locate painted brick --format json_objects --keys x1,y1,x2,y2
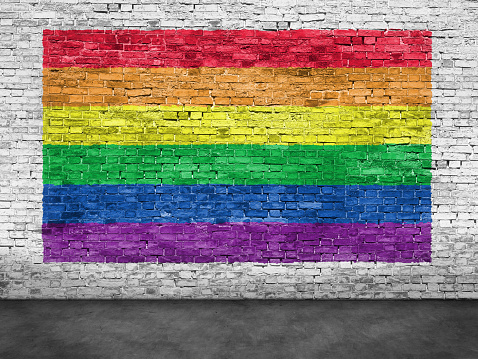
[{"x1": 0, "y1": 0, "x2": 477, "y2": 300}]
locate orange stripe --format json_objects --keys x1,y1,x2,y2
[{"x1": 43, "y1": 67, "x2": 432, "y2": 107}]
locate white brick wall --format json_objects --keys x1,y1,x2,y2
[{"x1": 0, "y1": 0, "x2": 477, "y2": 299}]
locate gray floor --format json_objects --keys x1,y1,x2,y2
[{"x1": 0, "y1": 300, "x2": 477, "y2": 359}]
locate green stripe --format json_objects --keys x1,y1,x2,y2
[{"x1": 43, "y1": 144, "x2": 432, "y2": 186}]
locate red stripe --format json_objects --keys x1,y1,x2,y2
[{"x1": 43, "y1": 29, "x2": 432, "y2": 68}]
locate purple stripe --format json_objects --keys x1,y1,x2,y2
[{"x1": 43, "y1": 222, "x2": 431, "y2": 263}]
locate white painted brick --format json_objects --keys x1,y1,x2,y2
[{"x1": 0, "y1": 0, "x2": 476, "y2": 299}]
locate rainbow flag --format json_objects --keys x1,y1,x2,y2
[{"x1": 42, "y1": 29, "x2": 432, "y2": 263}]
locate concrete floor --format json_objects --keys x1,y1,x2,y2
[{"x1": 0, "y1": 301, "x2": 477, "y2": 359}]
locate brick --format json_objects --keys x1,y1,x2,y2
[
  {"x1": 1, "y1": 2, "x2": 477, "y2": 301},
  {"x1": 43, "y1": 67, "x2": 431, "y2": 108}
]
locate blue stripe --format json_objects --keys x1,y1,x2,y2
[{"x1": 43, "y1": 184, "x2": 431, "y2": 224}]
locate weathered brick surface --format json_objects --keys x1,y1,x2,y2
[
  {"x1": 42, "y1": 29, "x2": 432, "y2": 69},
  {"x1": 42, "y1": 67, "x2": 432, "y2": 107},
  {"x1": 42, "y1": 106, "x2": 432, "y2": 146},
  {"x1": 1, "y1": 0, "x2": 477, "y2": 299}
]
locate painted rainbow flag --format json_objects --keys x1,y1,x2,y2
[{"x1": 42, "y1": 29, "x2": 432, "y2": 263}]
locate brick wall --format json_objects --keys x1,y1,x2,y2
[{"x1": 1, "y1": 0, "x2": 477, "y2": 299}]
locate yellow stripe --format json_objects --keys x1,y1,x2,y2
[{"x1": 43, "y1": 105, "x2": 432, "y2": 146}]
